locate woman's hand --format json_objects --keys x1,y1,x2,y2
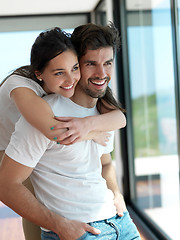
[
  {"x1": 51, "y1": 116, "x2": 91, "y2": 145},
  {"x1": 92, "y1": 132, "x2": 111, "y2": 146},
  {"x1": 51, "y1": 116, "x2": 111, "y2": 146}
]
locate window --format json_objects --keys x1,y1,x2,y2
[
  {"x1": 0, "y1": 30, "x2": 41, "y2": 82},
  {"x1": 0, "y1": 14, "x2": 88, "y2": 83},
  {"x1": 119, "y1": 0, "x2": 180, "y2": 239}
]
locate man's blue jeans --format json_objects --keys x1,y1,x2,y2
[{"x1": 41, "y1": 211, "x2": 141, "y2": 240}]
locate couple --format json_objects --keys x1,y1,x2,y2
[{"x1": 0, "y1": 23, "x2": 140, "y2": 240}]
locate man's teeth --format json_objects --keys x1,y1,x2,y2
[
  {"x1": 63, "y1": 85, "x2": 73, "y2": 89},
  {"x1": 91, "y1": 80, "x2": 106, "y2": 85}
]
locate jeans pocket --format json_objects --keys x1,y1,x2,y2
[
  {"x1": 77, "y1": 232, "x2": 88, "y2": 240},
  {"x1": 41, "y1": 230, "x2": 59, "y2": 240}
]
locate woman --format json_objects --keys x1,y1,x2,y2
[{"x1": 0, "y1": 27, "x2": 126, "y2": 240}]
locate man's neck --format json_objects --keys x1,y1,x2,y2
[{"x1": 71, "y1": 86, "x2": 97, "y2": 108}]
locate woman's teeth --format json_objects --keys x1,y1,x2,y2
[{"x1": 62, "y1": 84, "x2": 73, "y2": 89}]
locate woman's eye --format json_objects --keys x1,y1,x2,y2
[
  {"x1": 73, "y1": 66, "x2": 79, "y2": 71},
  {"x1": 55, "y1": 72, "x2": 63, "y2": 76}
]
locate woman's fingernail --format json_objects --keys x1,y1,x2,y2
[
  {"x1": 50, "y1": 127, "x2": 54, "y2": 130},
  {"x1": 53, "y1": 137, "x2": 57, "y2": 140},
  {"x1": 57, "y1": 142, "x2": 60, "y2": 144}
]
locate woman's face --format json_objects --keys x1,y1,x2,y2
[{"x1": 37, "y1": 50, "x2": 80, "y2": 98}]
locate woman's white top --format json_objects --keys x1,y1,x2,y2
[{"x1": 0, "y1": 75, "x2": 46, "y2": 150}]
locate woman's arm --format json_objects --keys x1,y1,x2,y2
[
  {"x1": 87, "y1": 109, "x2": 126, "y2": 131},
  {"x1": 54, "y1": 109, "x2": 126, "y2": 144},
  {"x1": 54, "y1": 96, "x2": 126, "y2": 144},
  {"x1": 11, "y1": 87, "x2": 126, "y2": 145},
  {"x1": 10, "y1": 87, "x2": 67, "y2": 141}
]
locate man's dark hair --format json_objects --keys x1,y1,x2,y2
[
  {"x1": 71, "y1": 22, "x2": 125, "y2": 113},
  {"x1": 71, "y1": 22, "x2": 120, "y2": 59}
]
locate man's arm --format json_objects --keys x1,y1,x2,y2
[
  {"x1": 0, "y1": 155, "x2": 100, "y2": 240},
  {"x1": 101, "y1": 153, "x2": 127, "y2": 216}
]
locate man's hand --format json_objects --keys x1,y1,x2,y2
[
  {"x1": 114, "y1": 193, "x2": 127, "y2": 217},
  {"x1": 56, "y1": 218, "x2": 101, "y2": 240}
]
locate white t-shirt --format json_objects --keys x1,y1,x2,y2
[
  {"x1": 6, "y1": 94, "x2": 117, "y2": 225},
  {"x1": 0, "y1": 74, "x2": 46, "y2": 150}
]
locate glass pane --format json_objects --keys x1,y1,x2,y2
[
  {"x1": 125, "y1": 0, "x2": 180, "y2": 238},
  {"x1": 0, "y1": 28, "x2": 73, "y2": 84},
  {"x1": 0, "y1": 31, "x2": 41, "y2": 83}
]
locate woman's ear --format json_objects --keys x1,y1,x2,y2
[{"x1": 34, "y1": 71, "x2": 42, "y2": 81}]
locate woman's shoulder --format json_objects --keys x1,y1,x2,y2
[{"x1": 4, "y1": 74, "x2": 46, "y2": 97}]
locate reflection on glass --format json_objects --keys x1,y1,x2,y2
[{"x1": 125, "y1": 0, "x2": 180, "y2": 238}]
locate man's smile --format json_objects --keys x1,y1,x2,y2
[{"x1": 90, "y1": 79, "x2": 106, "y2": 86}]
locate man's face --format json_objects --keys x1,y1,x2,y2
[{"x1": 78, "y1": 47, "x2": 114, "y2": 98}]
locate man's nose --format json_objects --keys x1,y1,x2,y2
[{"x1": 96, "y1": 66, "x2": 106, "y2": 79}]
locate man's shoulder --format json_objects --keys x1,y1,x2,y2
[
  {"x1": 43, "y1": 94, "x2": 61, "y2": 104},
  {"x1": 43, "y1": 94, "x2": 68, "y2": 115}
]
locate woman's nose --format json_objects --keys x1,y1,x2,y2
[{"x1": 65, "y1": 74, "x2": 74, "y2": 84}]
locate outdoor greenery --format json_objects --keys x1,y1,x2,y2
[{"x1": 132, "y1": 93, "x2": 160, "y2": 157}]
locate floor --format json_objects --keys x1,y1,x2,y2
[{"x1": 0, "y1": 201, "x2": 25, "y2": 240}]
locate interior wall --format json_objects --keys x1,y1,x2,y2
[{"x1": 0, "y1": 14, "x2": 89, "y2": 32}]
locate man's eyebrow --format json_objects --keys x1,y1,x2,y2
[
  {"x1": 84, "y1": 59, "x2": 113, "y2": 64},
  {"x1": 84, "y1": 60, "x2": 96, "y2": 63},
  {"x1": 106, "y1": 58, "x2": 113, "y2": 63}
]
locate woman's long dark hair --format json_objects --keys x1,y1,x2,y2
[{"x1": 1, "y1": 27, "x2": 75, "y2": 87}]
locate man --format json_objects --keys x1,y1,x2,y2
[{"x1": 0, "y1": 23, "x2": 140, "y2": 240}]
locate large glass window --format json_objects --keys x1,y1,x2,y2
[
  {"x1": 0, "y1": 29, "x2": 74, "y2": 83},
  {"x1": 123, "y1": 0, "x2": 180, "y2": 239},
  {"x1": 0, "y1": 30, "x2": 41, "y2": 82},
  {"x1": 0, "y1": 14, "x2": 88, "y2": 83}
]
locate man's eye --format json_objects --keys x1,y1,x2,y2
[
  {"x1": 87, "y1": 62, "x2": 94, "y2": 66},
  {"x1": 105, "y1": 62, "x2": 113, "y2": 66}
]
